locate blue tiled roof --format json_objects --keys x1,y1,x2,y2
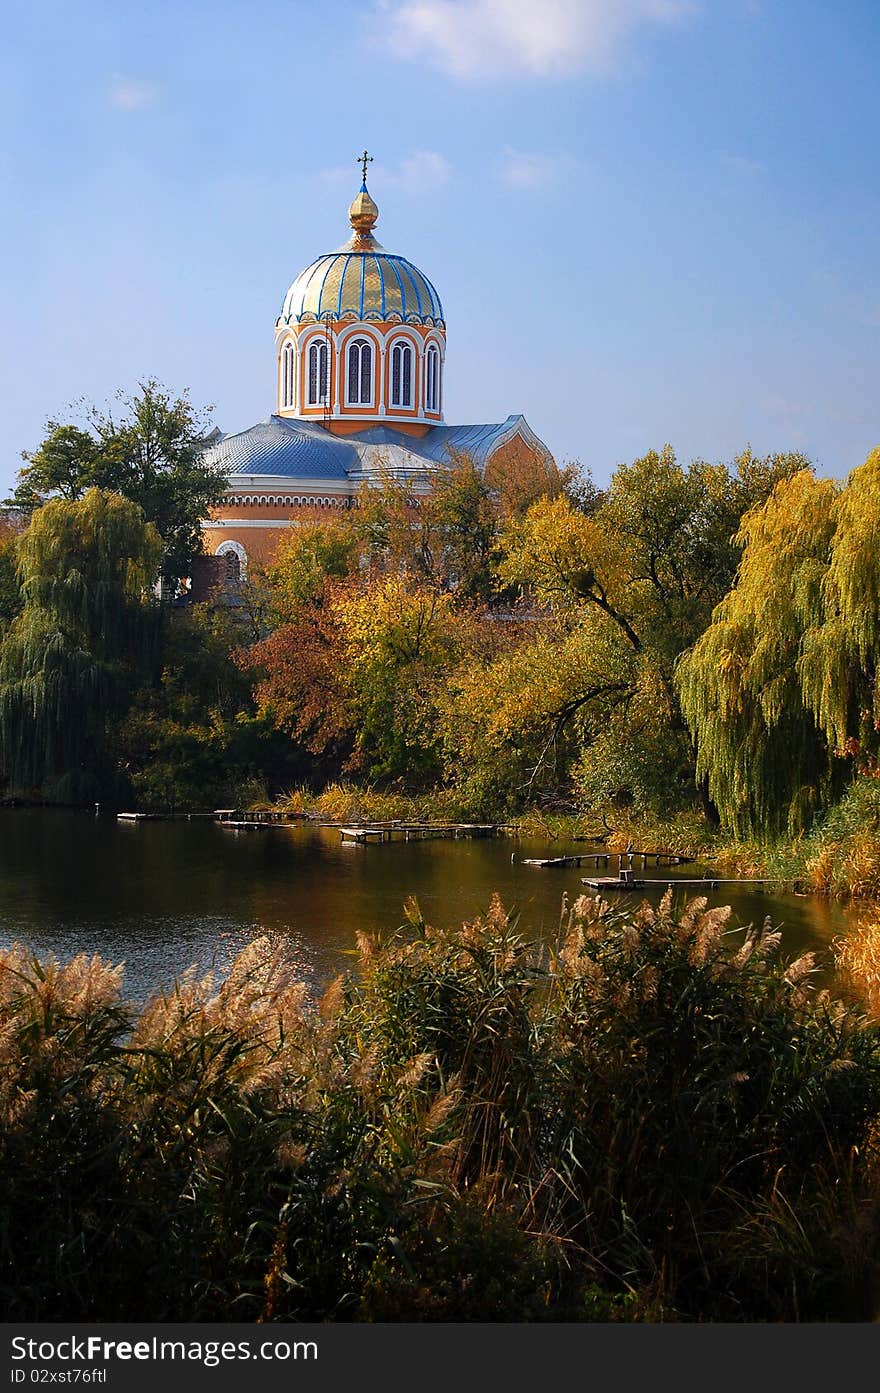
[
  {"x1": 203, "y1": 415, "x2": 547, "y2": 482},
  {"x1": 204, "y1": 418, "x2": 355, "y2": 480}
]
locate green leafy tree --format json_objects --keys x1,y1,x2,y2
[
  {"x1": 6, "y1": 425, "x2": 100, "y2": 510},
  {"x1": 116, "y1": 604, "x2": 288, "y2": 810},
  {"x1": 7, "y1": 381, "x2": 227, "y2": 585},
  {"x1": 424, "y1": 453, "x2": 498, "y2": 605},
  {"x1": 0, "y1": 489, "x2": 162, "y2": 801}
]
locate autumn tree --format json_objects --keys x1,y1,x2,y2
[
  {"x1": 677, "y1": 470, "x2": 842, "y2": 837},
  {"x1": 0, "y1": 519, "x2": 21, "y2": 635},
  {"x1": 485, "y1": 445, "x2": 564, "y2": 519},
  {"x1": 268, "y1": 513, "x2": 362, "y2": 615},
  {"x1": 334, "y1": 576, "x2": 463, "y2": 784},
  {"x1": 493, "y1": 447, "x2": 810, "y2": 815},
  {"x1": 423, "y1": 453, "x2": 498, "y2": 603}
]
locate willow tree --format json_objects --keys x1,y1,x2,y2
[
  {"x1": 0, "y1": 489, "x2": 162, "y2": 801},
  {"x1": 677, "y1": 470, "x2": 842, "y2": 838},
  {"x1": 799, "y1": 446, "x2": 880, "y2": 760}
]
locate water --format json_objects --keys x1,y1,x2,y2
[{"x1": 0, "y1": 808, "x2": 857, "y2": 1002}]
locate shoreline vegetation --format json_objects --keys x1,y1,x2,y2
[
  {"x1": 5, "y1": 408, "x2": 880, "y2": 909},
  {"x1": 4, "y1": 890, "x2": 880, "y2": 1322},
  {"x1": 260, "y1": 778, "x2": 880, "y2": 903}
]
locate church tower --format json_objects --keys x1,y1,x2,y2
[{"x1": 274, "y1": 162, "x2": 445, "y2": 434}]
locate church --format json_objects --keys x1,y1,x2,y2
[{"x1": 200, "y1": 159, "x2": 553, "y2": 575}]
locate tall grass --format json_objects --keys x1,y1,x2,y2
[
  {"x1": 275, "y1": 781, "x2": 471, "y2": 825},
  {"x1": 3, "y1": 894, "x2": 880, "y2": 1321}
]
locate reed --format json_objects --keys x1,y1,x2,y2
[{"x1": 3, "y1": 895, "x2": 880, "y2": 1322}]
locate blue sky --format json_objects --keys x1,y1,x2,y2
[{"x1": 2, "y1": 0, "x2": 878, "y2": 492}]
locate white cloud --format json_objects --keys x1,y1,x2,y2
[
  {"x1": 321, "y1": 150, "x2": 452, "y2": 194},
  {"x1": 498, "y1": 148, "x2": 580, "y2": 189},
  {"x1": 108, "y1": 77, "x2": 159, "y2": 112},
  {"x1": 376, "y1": 0, "x2": 694, "y2": 79}
]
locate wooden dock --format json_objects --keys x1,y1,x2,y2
[
  {"x1": 581, "y1": 874, "x2": 768, "y2": 892},
  {"x1": 522, "y1": 851, "x2": 691, "y2": 869},
  {"x1": 339, "y1": 822, "x2": 498, "y2": 844},
  {"x1": 118, "y1": 808, "x2": 307, "y2": 825}
]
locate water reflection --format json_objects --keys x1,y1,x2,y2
[{"x1": 0, "y1": 809, "x2": 856, "y2": 1001}]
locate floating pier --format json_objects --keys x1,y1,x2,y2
[
  {"x1": 339, "y1": 822, "x2": 498, "y2": 844},
  {"x1": 581, "y1": 872, "x2": 768, "y2": 893},
  {"x1": 522, "y1": 851, "x2": 691, "y2": 869},
  {"x1": 118, "y1": 808, "x2": 307, "y2": 825}
]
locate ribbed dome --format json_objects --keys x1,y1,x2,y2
[
  {"x1": 279, "y1": 246, "x2": 444, "y2": 328},
  {"x1": 277, "y1": 180, "x2": 444, "y2": 329}
]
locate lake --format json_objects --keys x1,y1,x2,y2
[{"x1": 0, "y1": 808, "x2": 858, "y2": 1002}]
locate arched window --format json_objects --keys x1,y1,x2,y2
[
  {"x1": 307, "y1": 340, "x2": 329, "y2": 406},
  {"x1": 216, "y1": 539, "x2": 247, "y2": 580},
  {"x1": 346, "y1": 337, "x2": 373, "y2": 406},
  {"x1": 425, "y1": 343, "x2": 440, "y2": 412},
  {"x1": 390, "y1": 340, "x2": 413, "y2": 408},
  {"x1": 281, "y1": 342, "x2": 295, "y2": 408}
]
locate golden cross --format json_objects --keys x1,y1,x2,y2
[{"x1": 357, "y1": 149, "x2": 373, "y2": 184}]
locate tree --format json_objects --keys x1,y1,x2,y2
[
  {"x1": 334, "y1": 576, "x2": 462, "y2": 784},
  {"x1": 484, "y1": 445, "x2": 565, "y2": 519},
  {"x1": 424, "y1": 453, "x2": 498, "y2": 604},
  {"x1": 438, "y1": 616, "x2": 635, "y2": 814},
  {"x1": 245, "y1": 591, "x2": 353, "y2": 768},
  {"x1": 678, "y1": 446, "x2": 880, "y2": 839},
  {"x1": 115, "y1": 604, "x2": 287, "y2": 811},
  {"x1": 677, "y1": 470, "x2": 841, "y2": 838},
  {"x1": 497, "y1": 447, "x2": 812, "y2": 818},
  {"x1": 268, "y1": 515, "x2": 361, "y2": 616},
  {"x1": 0, "y1": 519, "x2": 21, "y2": 635},
  {"x1": 7, "y1": 382, "x2": 227, "y2": 585},
  {"x1": 0, "y1": 489, "x2": 162, "y2": 801},
  {"x1": 6, "y1": 426, "x2": 100, "y2": 510},
  {"x1": 799, "y1": 446, "x2": 880, "y2": 760}
]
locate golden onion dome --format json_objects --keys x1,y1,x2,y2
[
  {"x1": 277, "y1": 182, "x2": 445, "y2": 329},
  {"x1": 348, "y1": 185, "x2": 379, "y2": 240}
]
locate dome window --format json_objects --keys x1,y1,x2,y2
[
  {"x1": 346, "y1": 337, "x2": 373, "y2": 406},
  {"x1": 425, "y1": 343, "x2": 440, "y2": 413},
  {"x1": 307, "y1": 340, "x2": 329, "y2": 406},
  {"x1": 281, "y1": 342, "x2": 295, "y2": 408},
  {"x1": 391, "y1": 341, "x2": 413, "y2": 408}
]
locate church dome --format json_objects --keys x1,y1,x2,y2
[{"x1": 277, "y1": 184, "x2": 444, "y2": 329}]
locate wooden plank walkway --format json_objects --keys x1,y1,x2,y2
[
  {"x1": 118, "y1": 809, "x2": 307, "y2": 824},
  {"x1": 339, "y1": 822, "x2": 498, "y2": 844},
  {"x1": 522, "y1": 851, "x2": 691, "y2": 869},
  {"x1": 581, "y1": 875, "x2": 768, "y2": 892}
]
